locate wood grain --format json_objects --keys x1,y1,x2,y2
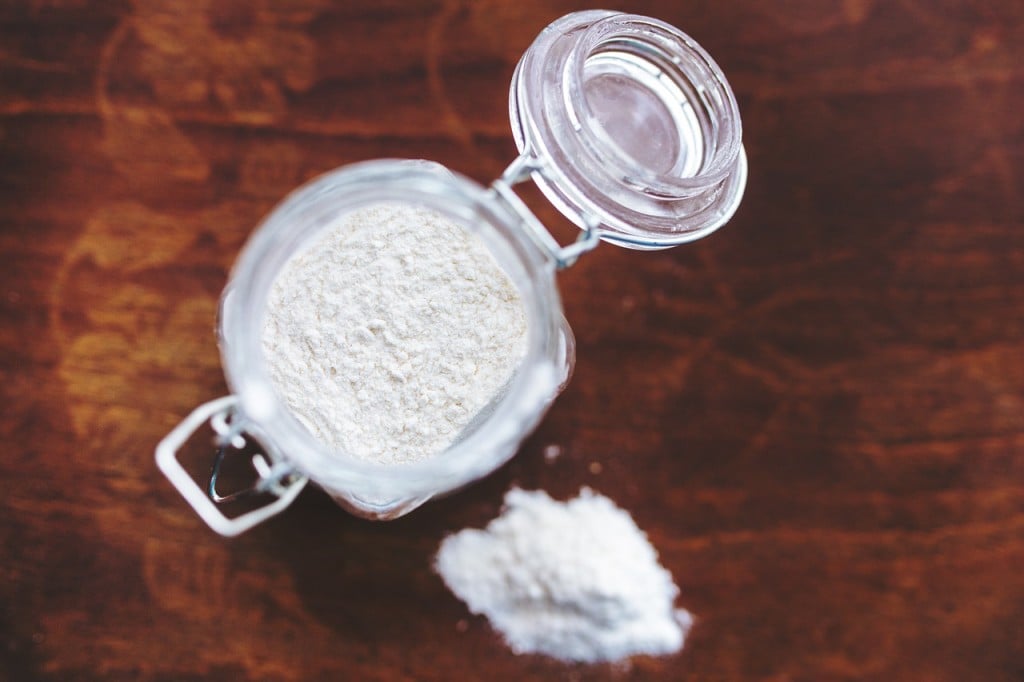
[{"x1": 1, "y1": 0, "x2": 1023, "y2": 679}]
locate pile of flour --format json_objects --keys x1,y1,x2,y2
[
  {"x1": 261, "y1": 203, "x2": 527, "y2": 464},
  {"x1": 435, "y1": 487, "x2": 692, "y2": 663}
]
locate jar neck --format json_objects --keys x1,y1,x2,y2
[{"x1": 563, "y1": 14, "x2": 743, "y2": 199}]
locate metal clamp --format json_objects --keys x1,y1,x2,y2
[
  {"x1": 208, "y1": 445, "x2": 298, "y2": 503},
  {"x1": 155, "y1": 396, "x2": 308, "y2": 537},
  {"x1": 491, "y1": 154, "x2": 602, "y2": 269}
]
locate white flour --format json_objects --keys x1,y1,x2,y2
[
  {"x1": 435, "y1": 488, "x2": 692, "y2": 663},
  {"x1": 261, "y1": 203, "x2": 528, "y2": 464}
]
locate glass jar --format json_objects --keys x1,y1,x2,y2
[{"x1": 155, "y1": 10, "x2": 747, "y2": 536}]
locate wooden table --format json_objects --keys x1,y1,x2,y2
[{"x1": 2, "y1": 1, "x2": 1022, "y2": 679}]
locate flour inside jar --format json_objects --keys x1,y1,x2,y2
[{"x1": 261, "y1": 203, "x2": 528, "y2": 465}]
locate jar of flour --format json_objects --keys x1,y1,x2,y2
[{"x1": 156, "y1": 10, "x2": 746, "y2": 535}]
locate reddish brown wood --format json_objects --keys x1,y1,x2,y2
[{"x1": 1, "y1": 1, "x2": 1023, "y2": 679}]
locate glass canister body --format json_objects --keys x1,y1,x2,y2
[{"x1": 223, "y1": 161, "x2": 574, "y2": 518}]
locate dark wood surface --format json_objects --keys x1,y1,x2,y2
[{"x1": 2, "y1": 1, "x2": 1023, "y2": 679}]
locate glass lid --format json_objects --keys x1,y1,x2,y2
[{"x1": 509, "y1": 11, "x2": 747, "y2": 250}]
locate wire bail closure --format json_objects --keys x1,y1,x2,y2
[
  {"x1": 155, "y1": 396, "x2": 309, "y2": 536},
  {"x1": 491, "y1": 154, "x2": 602, "y2": 270}
]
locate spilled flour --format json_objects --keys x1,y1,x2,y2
[
  {"x1": 435, "y1": 488, "x2": 692, "y2": 663},
  {"x1": 261, "y1": 202, "x2": 528, "y2": 465}
]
